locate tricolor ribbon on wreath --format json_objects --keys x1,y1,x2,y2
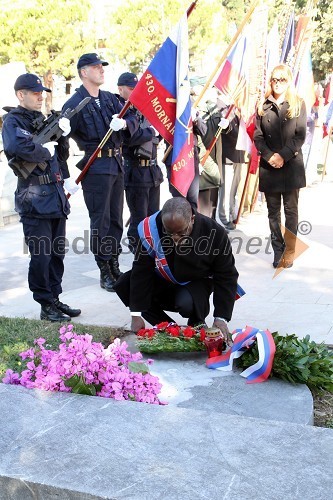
[
  {"x1": 138, "y1": 212, "x2": 245, "y2": 299},
  {"x1": 206, "y1": 326, "x2": 276, "y2": 383}
]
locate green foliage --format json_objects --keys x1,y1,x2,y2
[
  {"x1": 108, "y1": 0, "x2": 228, "y2": 74},
  {"x1": 0, "y1": 316, "x2": 117, "y2": 378},
  {"x1": 221, "y1": 0, "x2": 246, "y2": 24},
  {"x1": 237, "y1": 332, "x2": 333, "y2": 391},
  {"x1": 137, "y1": 329, "x2": 206, "y2": 353},
  {"x1": 0, "y1": 0, "x2": 93, "y2": 78},
  {"x1": 64, "y1": 374, "x2": 102, "y2": 395},
  {"x1": 312, "y1": 1, "x2": 333, "y2": 80},
  {"x1": 128, "y1": 361, "x2": 150, "y2": 375},
  {"x1": 0, "y1": 0, "x2": 331, "y2": 88}
]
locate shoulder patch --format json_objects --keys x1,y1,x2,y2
[{"x1": 17, "y1": 128, "x2": 32, "y2": 138}]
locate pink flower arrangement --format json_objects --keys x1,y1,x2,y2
[{"x1": 2, "y1": 324, "x2": 162, "y2": 405}]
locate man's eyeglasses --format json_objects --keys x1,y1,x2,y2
[
  {"x1": 271, "y1": 77, "x2": 287, "y2": 84},
  {"x1": 164, "y1": 220, "x2": 191, "y2": 238}
]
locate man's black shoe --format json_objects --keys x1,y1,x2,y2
[
  {"x1": 226, "y1": 221, "x2": 236, "y2": 230},
  {"x1": 40, "y1": 303, "x2": 71, "y2": 322},
  {"x1": 54, "y1": 298, "x2": 81, "y2": 317}
]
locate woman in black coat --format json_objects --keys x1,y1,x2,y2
[{"x1": 254, "y1": 64, "x2": 307, "y2": 268}]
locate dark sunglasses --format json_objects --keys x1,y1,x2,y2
[{"x1": 271, "y1": 77, "x2": 287, "y2": 84}]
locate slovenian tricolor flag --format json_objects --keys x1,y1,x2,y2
[
  {"x1": 206, "y1": 326, "x2": 276, "y2": 384},
  {"x1": 214, "y1": 32, "x2": 250, "y2": 112},
  {"x1": 129, "y1": 12, "x2": 194, "y2": 197}
]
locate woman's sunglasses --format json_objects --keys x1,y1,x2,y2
[{"x1": 271, "y1": 77, "x2": 287, "y2": 84}]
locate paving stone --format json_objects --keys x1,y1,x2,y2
[{"x1": 0, "y1": 384, "x2": 332, "y2": 500}]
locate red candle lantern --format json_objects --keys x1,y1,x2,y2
[{"x1": 203, "y1": 328, "x2": 226, "y2": 358}]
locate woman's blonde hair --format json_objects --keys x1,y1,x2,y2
[{"x1": 258, "y1": 64, "x2": 303, "y2": 118}]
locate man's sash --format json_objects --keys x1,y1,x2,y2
[
  {"x1": 138, "y1": 211, "x2": 189, "y2": 285},
  {"x1": 137, "y1": 212, "x2": 246, "y2": 300}
]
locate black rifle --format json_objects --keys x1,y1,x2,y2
[{"x1": 8, "y1": 97, "x2": 91, "y2": 179}]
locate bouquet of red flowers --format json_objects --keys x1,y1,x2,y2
[{"x1": 136, "y1": 322, "x2": 207, "y2": 353}]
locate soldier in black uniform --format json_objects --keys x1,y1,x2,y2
[
  {"x1": 1, "y1": 73, "x2": 81, "y2": 321},
  {"x1": 117, "y1": 72, "x2": 164, "y2": 253},
  {"x1": 62, "y1": 54, "x2": 139, "y2": 292}
]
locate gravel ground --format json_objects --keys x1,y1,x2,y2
[{"x1": 312, "y1": 389, "x2": 333, "y2": 428}]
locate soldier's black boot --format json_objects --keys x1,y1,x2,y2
[
  {"x1": 109, "y1": 255, "x2": 123, "y2": 280},
  {"x1": 40, "y1": 303, "x2": 71, "y2": 322},
  {"x1": 97, "y1": 261, "x2": 116, "y2": 292},
  {"x1": 54, "y1": 298, "x2": 81, "y2": 317}
]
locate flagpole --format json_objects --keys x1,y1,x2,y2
[
  {"x1": 159, "y1": 0, "x2": 198, "y2": 163},
  {"x1": 250, "y1": 170, "x2": 260, "y2": 212},
  {"x1": 187, "y1": 0, "x2": 198, "y2": 16},
  {"x1": 193, "y1": 0, "x2": 260, "y2": 109},
  {"x1": 321, "y1": 127, "x2": 332, "y2": 181}
]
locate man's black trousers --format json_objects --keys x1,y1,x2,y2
[
  {"x1": 21, "y1": 216, "x2": 66, "y2": 305},
  {"x1": 81, "y1": 173, "x2": 124, "y2": 260},
  {"x1": 114, "y1": 270, "x2": 213, "y2": 327}
]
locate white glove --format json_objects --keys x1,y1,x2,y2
[
  {"x1": 110, "y1": 114, "x2": 127, "y2": 131},
  {"x1": 59, "y1": 117, "x2": 71, "y2": 137},
  {"x1": 191, "y1": 107, "x2": 198, "y2": 121},
  {"x1": 218, "y1": 118, "x2": 229, "y2": 129},
  {"x1": 150, "y1": 126, "x2": 159, "y2": 136},
  {"x1": 42, "y1": 141, "x2": 58, "y2": 157},
  {"x1": 63, "y1": 177, "x2": 80, "y2": 195},
  {"x1": 199, "y1": 163, "x2": 204, "y2": 174}
]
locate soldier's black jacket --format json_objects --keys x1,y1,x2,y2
[
  {"x1": 2, "y1": 106, "x2": 70, "y2": 218},
  {"x1": 62, "y1": 85, "x2": 138, "y2": 175},
  {"x1": 121, "y1": 105, "x2": 163, "y2": 189}
]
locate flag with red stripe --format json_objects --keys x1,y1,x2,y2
[
  {"x1": 206, "y1": 326, "x2": 276, "y2": 384},
  {"x1": 129, "y1": 12, "x2": 194, "y2": 196},
  {"x1": 214, "y1": 32, "x2": 250, "y2": 112}
]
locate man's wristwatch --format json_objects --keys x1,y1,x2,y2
[{"x1": 214, "y1": 317, "x2": 228, "y2": 323}]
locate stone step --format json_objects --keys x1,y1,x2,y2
[
  {"x1": 0, "y1": 383, "x2": 332, "y2": 500},
  {"x1": 125, "y1": 334, "x2": 314, "y2": 425}
]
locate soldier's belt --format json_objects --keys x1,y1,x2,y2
[
  {"x1": 139, "y1": 159, "x2": 156, "y2": 167},
  {"x1": 96, "y1": 148, "x2": 121, "y2": 158},
  {"x1": 85, "y1": 147, "x2": 121, "y2": 158},
  {"x1": 123, "y1": 158, "x2": 157, "y2": 167},
  {"x1": 18, "y1": 172, "x2": 62, "y2": 187}
]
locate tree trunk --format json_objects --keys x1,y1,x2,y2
[
  {"x1": 43, "y1": 70, "x2": 53, "y2": 114},
  {"x1": 65, "y1": 77, "x2": 72, "y2": 95}
]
